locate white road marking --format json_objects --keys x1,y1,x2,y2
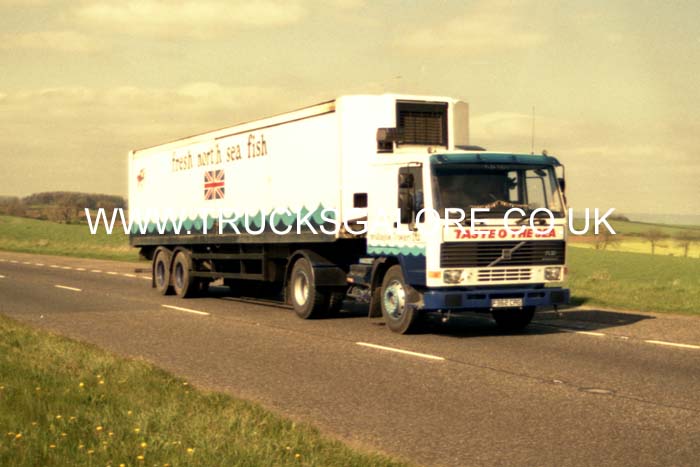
[
  {"x1": 355, "y1": 342, "x2": 445, "y2": 361},
  {"x1": 22, "y1": 261, "x2": 31, "y2": 265},
  {"x1": 54, "y1": 285, "x2": 81, "y2": 292},
  {"x1": 10, "y1": 260, "x2": 19, "y2": 263},
  {"x1": 645, "y1": 340, "x2": 700, "y2": 350},
  {"x1": 0, "y1": 259, "x2": 6, "y2": 262},
  {"x1": 35, "y1": 263, "x2": 44, "y2": 266},
  {"x1": 106, "y1": 271, "x2": 118, "y2": 275},
  {"x1": 575, "y1": 331, "x2": 606, "y2": 337},
  {"x1": 76, "y1": 267, "x2": 86, "y2": 271},
  {"x1": 122, "y1": 273, "x2": 136, "y2": 278},
  {"x1": 91, "y1": 269, "x2": 102, "y2": 273},
  {"x1": 0, "y1": 275, "x2": 5, "y2": 279},
  {"x1": 50, "y1": 265, "x2": 60, "y2": 268},
  {"x1": 61, "y1": 266, "x2": 72, "y2": 270},
  {"x1": 161, "y1": 304, "x2": 210, "y2": 316},
  {"x1": 140, "y1": 276, "x2": 151, "y2": 280}
]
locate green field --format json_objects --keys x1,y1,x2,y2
[
  {"x1": 565, "y1": 247, "x2": 700, "y2": 314},
  {"x1": 0, "y1": 315, "x2": 409, "y2": 467},
  {"x1": 0, "y1": 215, "x2": 137, "y2": 261},
  {"x1": 1, "y1": 215, "x2": 698, "y2": 315},
  {"x1": 572, "y1": 218, "x2": 700, "y2": 237}
]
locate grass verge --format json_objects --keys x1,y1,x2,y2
[
  {"x1": 566, "y1": 247, "x2": 700, "y2": 315},
  {"x1": 0, "y1": 315, "x2": 410, "y2": 467},
  {"x1": 0, "y1": 215, "x2": 137, "y2": 262}
]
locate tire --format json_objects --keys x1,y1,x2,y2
[
  {"x1": 492, "y1": 306, "x2": 535, "y2": 331},
  {"x1": 289, "y1": 258, "x2": 329, "y2": 319},
  {"x1": 172, "y1": 250, "x2": 196, "y2": 298},
  {"x1": 380, "y1": 265, "x2": 420, "y2": 334},
  {"x1": 153, "y1": 249, "x2": 173, "y2": 295}
]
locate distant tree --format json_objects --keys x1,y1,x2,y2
[
  {"x1": 609, "y1": 213, "x2": 630, "y2": 222},
  {"x1": 641, "y1": 228, "x2": 668, "y2": 255},
  {"x1": 594, "y1": 230, "x2": 621, "y2": 250},
  {"x1": 674, "y1": 230, "x2": 700, "y2": 258}
]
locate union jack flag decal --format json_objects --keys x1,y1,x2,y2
[{"x1": 204, "y1": 169, "x2": 225, "y2": 200}]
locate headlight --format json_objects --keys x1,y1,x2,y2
[
  {"x1": 544, "y1": 266, "x2": 562, "y2": 281},
  {"x1": 443, "y1": 269, "x2": 463, "y2": 284}
]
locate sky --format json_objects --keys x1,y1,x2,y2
[{"x1": 0, "y1": 0, "x2": 698, "y2": 217}]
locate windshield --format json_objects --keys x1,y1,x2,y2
[{"x1": 431, "y1": 164, "x2": 564, "y2": 217}]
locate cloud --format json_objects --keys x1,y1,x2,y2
[
  {"x1": 0, "y1": 82, "x2": 305, "y2": 195},
  {"x1": 74, "y1": 0, "x2": 306, "y2": 38},
  {"x1": 397, "y1": 1, "x2": 546, "y2": 54},
  {"x1": 0, "y1": 30, "x2": 100, "y2": 53}
]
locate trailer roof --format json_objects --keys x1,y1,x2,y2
[{"x1": 130, "y1": 93, "x2": 464, "y2": 156}]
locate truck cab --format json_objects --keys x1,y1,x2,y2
[{"x1": 348, "y1": 150, "x2": 570, "y2": 333}]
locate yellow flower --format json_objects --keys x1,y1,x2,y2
[
  {"x1": 99, "y1": 380, "x2": 105, "y2": 385},
  {"x1": 31, "y1": 422, "x2": 38, "y2": 426},
  {"x1": 49, "y1": 444, "x2": 56, "y2": 449},
  {"x1": 137, "y1": 455, "x2": 144, "y2": 461},
  {"x1": 140, "y1": 442, "x2": 147, "y2": 448},
  {"x1": 127, "y1": 410, "x2": 133, "y2": 416},
  {"x1": 186, "y1": 448, "x2": 194, "y2": 454},
  {"x1": 0, "y1": 385, "x2": 4, "y2": 390},
  {"x1": 69, "y1": 416, "x2": 76, "y2": 422},
  {"x1": 102, "y1": 441, "x2": 108, "y2": 446},
  {"x1": 295, "y1": 453, "x2": 301, "y2": 459},
  {"x1": 61, "y1": 432, "x2": 67, "y2": 437},
  {"x1": 108, "y1": 432, "x2": 114, "y2": 437},
  {"x1": 78, "y1": 444, "x2": 85, "y2": 449},
  {"x1": 96, "y1": 374, "x2": 102, "y2": 379},
  {"x1": 96, "y1": 426, "x2": 103, "y2": 432},
  {"x1": 55, "y1": 415, "x2": 62, "y2": 420},
  {"x1": 183, "y1": 382, "x2": 189, "y2": 386},
  {"x1": 87, "y1": 449, "x2": 94, "y2": 455},
  {"x1": 120, "y1": 464, "x2": 126, "y2": 467},
  {"x1": 35, "y1": 387, "x2": 41, "y2": 391},
  {"x1": 14, "y1": 433, "x2": 22, "y2": 440},
  {"x1": 133, "y1": 427, "x2": 141, "y2": 434},
  {"x1": 79, "y1": 382, "x2": 84, "y2": 388}
]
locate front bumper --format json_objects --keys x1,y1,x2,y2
[{"x1": 420, "y1": 286, "x2": 570, "y2": 311}]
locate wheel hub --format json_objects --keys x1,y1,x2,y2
[
  {"x1": 293, "y1": 271, "x2": 309, "y2": 305},
  {"x1": 383, "y1": 280, "x2": 406, "y2": 320}
]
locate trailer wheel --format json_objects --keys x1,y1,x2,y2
[
  {"x1": 153, "y1": 249, "x2": 173, "y2": 295},
  {"x1": 492, "y1": 306, "x2": 535, "y2": 331},
  {"x1": 289, "y1": 258, "x2": 329, "y2": 319},
  {"x1": 380, "y1": 265, "x2": 420, "y2": 334},
  {"x1": 172, "y1": 251, "x2": 196, "y2": 298}
]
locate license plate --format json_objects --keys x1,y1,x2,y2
[{"x1": 491, "y1": 298, "x2": 523, "y2": 308}]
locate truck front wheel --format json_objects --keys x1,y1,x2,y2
[
  {"x1": 380, "y1": 265, "x2": 420, "y2": 334},
  {"x1": 289, "y1": 257, "x2": 329, "y2": 319},
  {"x1": 492, "y1": 306, "x2": 535, "y2": 331}
]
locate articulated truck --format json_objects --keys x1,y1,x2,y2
[{"x1": 128, "y1": 94, "x2": 569, "y2": 333}]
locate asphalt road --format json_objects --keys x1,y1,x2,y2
[{"x1": 1, "y1": 251, "x2": 699, "y2": 467}]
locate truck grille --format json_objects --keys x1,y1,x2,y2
[
  {"x1": 440, "y1": 240, "x2": 565, "y2": 268},
  {"x1": 477, "y1": 268, "x2": 532, "y2": 282}
]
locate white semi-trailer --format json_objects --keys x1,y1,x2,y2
[{"x1": 129, "y1": 94, "x2": 569, "y2": 333}]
